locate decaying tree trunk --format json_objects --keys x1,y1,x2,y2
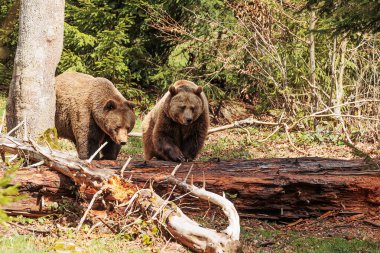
[
  {"x1": 4, "y1": 156, "x2": 380, "y2": 220},
  {"x1": 6, "y1": 0, "x2": 64, "y2": 139},
  {"x1": 121, "y1": 158, "x2": 380, "y2": 219},
  {"x1": 0, "y1": 134, "x2": 241, "y2": 253}
]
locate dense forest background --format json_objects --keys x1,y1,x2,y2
[{"x1": 0, "y1": 0, "x2": 379, "y2": 140}]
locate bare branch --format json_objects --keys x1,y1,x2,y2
[
  {"x1": 77, "y1": 188, "x2": 104, "y2": 232},
  {"x1": 87, "y1": 141, "x2": 108, "y2": 163},
  {"x1": 6, "y1": 120, "x2": 25, "y2": 136},
  {"x1": 120, "y1": 156, "x2": 132, "y2": 178}
]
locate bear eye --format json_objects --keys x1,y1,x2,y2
[
  {"x1": 105, "y1": 100, "x2": 116, "y2": 111},
  {"x1": 190, "y1": 106, "x2": 195, "y2": 111},
  {"x1": 180, "y1": 106, "x2": 186, "y2": 110}
]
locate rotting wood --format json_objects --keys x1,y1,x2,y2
[
  {"x1": 3, "y1": 155, "x2": 380, "y2": 220},
  {"x1": 111, "y1": 158, "x2": 380, "y2": 220},
  {"x1": 0, "y1": 134, "x2": 241, "y2": 253}
]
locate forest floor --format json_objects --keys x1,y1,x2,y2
[{"x1": 1, "y1": 97, "x2": 380, "y2": 252}]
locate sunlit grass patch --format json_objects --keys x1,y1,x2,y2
[
  {"x1": 0, "y1": 235, "x2": 47, "y2": 253},
  {"x1": 0, "y1": 234, "x2": 149, "y2": 253},
  {"x1": 121, "y1": 117, "x2": 143, "y2": 157},
  {"x1": 239, "y1": 226, "x2": 380, "y2": 253},
  {"x1": 287, "y1": 235, "x2": 380, "y2": 253},
  {"x1": 200, "y1": 135, "x2": 255, "y2": 161}
]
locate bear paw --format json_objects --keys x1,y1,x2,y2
[{"x1": 168, "y1": 149, "x2": 186, "y2": 163}]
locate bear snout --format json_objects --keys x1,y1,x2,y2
[
  {"x1": 117, "y1": 128, "x2": 129, "y2": 145},
  {"x1": 186, "y1": 117, "x2": 193, "y2": 124}
]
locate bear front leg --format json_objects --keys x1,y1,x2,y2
[
  {"x1": 163, "y1": 142, "x2": 186, "y2": 162},
  {"x1": 74, "y1": 124, "x2": 103, "y2": 160},
  {"x1": 181, "y1": 140, "x2": 198, "y2": 161},
  {"x1": 152, "y1": 116, "x2": 185, "y2": 162},
  {"x1": 182, "y1": 117, "x2": 208, "y2": 161},
  {"x1": 153, "y1": 135, "x2": 185, "y2": 162},
  {"x1": 101, "y1": 135, "x2": 121, "y2": 160},
  {"x1": 76, "y1": 135, "x2": 101, "y2": 160}
]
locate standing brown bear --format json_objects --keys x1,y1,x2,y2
[
  {"x1": 55, "y1": 72, "x2": 135, "y2": 160},
  {"x1": 142, "y1": 80, "x2": 209, "y2": 162}
]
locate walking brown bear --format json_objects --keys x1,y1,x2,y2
[
  {"x1": 142, "y1": 80, "x2": 209, "y2": 162},
  {"x1": 55, "y1": 72, "x2": 135, "y2": 160}
]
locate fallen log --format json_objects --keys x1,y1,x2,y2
[
  {"x1": 0, "y1": 135, "x2": 241, "y2": 253},
  {"x1": 1, "y1": 167, "x2": 75, "y2": 217},
  {"x1": 111, "y1": 158, "x2": 380, "y2": 220},
  {"x1": 3, "y1": 155, "x2": 380, "y2": 220}
]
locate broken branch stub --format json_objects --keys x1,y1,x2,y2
[{"x1": 0, "y1": 134, "x2": 241, "y2": 253}]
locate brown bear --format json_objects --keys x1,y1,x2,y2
[
  {"x1": 55, "y1": 72, "x2": 135, "y2": 160},
  {"x1": 142, "y1": 80, "x2": 209, "y2": 162}
]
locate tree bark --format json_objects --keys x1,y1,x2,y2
[{"x1": 6, "y1": 0, "x2": 65, "y2": 139}]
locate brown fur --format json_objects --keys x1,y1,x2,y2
[
  {"x1": 55, "y1": 72, "x2": 135, "y2": 160},
  {"x1": 142, "y1": 80, "x2": 209, "y2": 162}
]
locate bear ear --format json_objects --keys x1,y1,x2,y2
[
  {"x1": 105, "y1": 100, "x2": 116, "y2": 111},
  {"x1": 169, "y1": 85, "x2": 177, "y2": 96},
  {"x1": 126, "y1": 101, "x2": 135, "y2": 109},
  {"x1": 194, "y1": 86, "x2": 203, "y2": 95}
]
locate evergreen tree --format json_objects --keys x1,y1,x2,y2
[{"x1": 306, "y1": 0, "x2": 380, "y2": 34}]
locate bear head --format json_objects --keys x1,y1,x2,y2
[
  {"x1": 167, "y1": 82, "x2": 204, "y2": 125},
  {"x1": 102, "y1": 99, "x2": 135, "y2": 145}
]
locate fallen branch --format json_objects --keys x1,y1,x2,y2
[
  {"x1": 128, "y1": 117, "x2": 308, "y2": 154},
  {"x1": 363, "y1": 219, "x2": 380, "y2": 228},
  {"x1": 128, "y1": 117, "x2": 278, "y2": 137},
  {"x1": 207, "y1": 118, "x2": 278, "y2": 134},
  {"x1": 0, "y1": 134, "x2": 241, "y2": 252}
]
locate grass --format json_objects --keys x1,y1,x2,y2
[
  {"x1": 0, "y1": 235, "x2": 148, "y2": 253},
  {"x1": 0, "y1": 235, "x2": 44, "y2": 253},
  {"x1": 288, "y1": 236, "x2": 380, "y2": 253},
  {"x1": 200, "y1": 135, "x2": 255, "y2": 161},
  {"x1": 121, "y1": 117, "x2": 143, "y2": 156},
  {"x1": 240, "y1": 226, "x2": 380, "y2": 253}
]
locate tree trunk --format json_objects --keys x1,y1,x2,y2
[
  {"x1": 334, "y1": 37, "x2": 348, "y2": 117},
  {"x1": 329, "y1": 37, "x2": 337, "y2": 107},
  {"x1": 0, "y1": 0, "x2": 19, "y2": 60},
  {"x1": 309, "y1": 9, "x2": 318, "y2": 129},
  {"x1": 3, "y1": 158, "x2": 380, "y2": 220},
  {"x1": 121, "y1": 159, "x2": 380, "y2": 219},
  {"x1": 6, "y1": 0, "x2": 65, "y2": 139}
]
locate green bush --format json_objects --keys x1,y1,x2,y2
[{"x1": 0, "y1": 160, "x2": 23, "y2": 222}]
